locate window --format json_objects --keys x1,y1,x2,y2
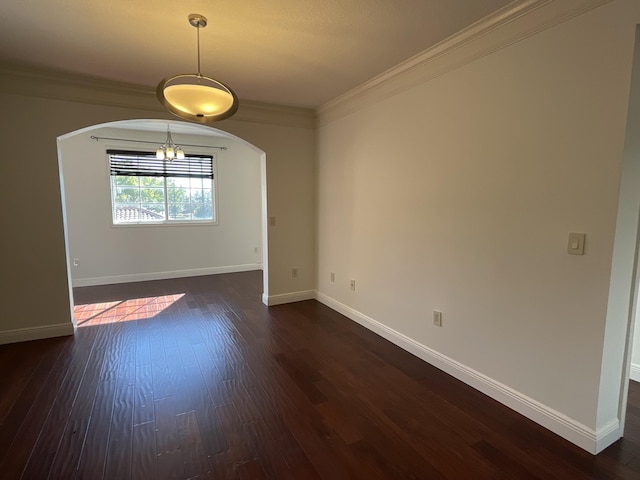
[{"x1": 108, "y1": 149, "x2": 215, "y2": 224}]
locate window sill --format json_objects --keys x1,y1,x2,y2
[{"x1": 111, "y1": 220, "x2": 218, "y2": 228}]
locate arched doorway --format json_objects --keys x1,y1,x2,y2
[{"x1": 57, "y1": 119, "x2": 269, "y2": 325}]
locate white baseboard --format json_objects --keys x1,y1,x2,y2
[
  {"x1": 72, "y1": 264, "x2": 262, "y2": 287},
  {"x1": 594, "y1": 419, "x2": 621, "y2": 454},
  {"x1": 263, "y1": 290, "x2": 316, "y2": 306},
  {"x1": 0, "y1": 322, "x2": 75, "y2": 345},
  {"x1": 315, "y1": 291, "x2": 617, "y2": 455},
  {"x1": 631, "y1": 363, "x2": 640, "y2": 383}
]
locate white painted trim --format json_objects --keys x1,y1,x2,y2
[
  {"x1": 0, "y1": 323, "x2": 75, "y2": 345},
  {"x1": 315, "y1": 291, "x2": 617, "y2": 454},
  {"x1": 72, "y1": 264, "x2": 262, "y2": 287},
  {"x1": 595, "y1": 419, "x2": 621, "y2": 454},
  {"x1": 318, "y1": 0, "x2": 613, "y2": 125},
  {"x1": 263, "y1": 290, "x2": 316, "y2": 306},
  {"x1": 631, "y1": 363, "x2": 640, "y2": 383}
]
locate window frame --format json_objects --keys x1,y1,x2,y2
[{"x1": 107, "y1": 148, "x2": 218, "y2": 227}]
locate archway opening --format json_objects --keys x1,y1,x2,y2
[{"x1": 57, "y1": 119, "x2": 269, "y2": 327}]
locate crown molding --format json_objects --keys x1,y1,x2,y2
[
  {"x1": 0, "y1": 62, "x2": 315, "y2": 129},
  {"x1": 318, "y1": 0, "x2": 614, "y2": 125},
  {"x1": 0, "y1": 62, "x2": 160, "y2": 111},
  {"x1": 234, "y1": 99, "x2": 316, "y2": 129}
]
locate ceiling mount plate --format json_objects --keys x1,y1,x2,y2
[{"x1": 188, "y1": 14, "x2": 207, "y2": 28}]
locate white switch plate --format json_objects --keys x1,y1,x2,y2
[
  {"x1": 567, "y1": 233, "x2": 586, "y2": 255},
  {"x1": 350, "y1": 280, "x2": 356, "y2": 291},
  {"x1": 433, "y1": 310, "x2": 442, "y2": 327}
]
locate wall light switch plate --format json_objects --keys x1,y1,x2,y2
[
  {"x1": 567, "y1": 233, "x2": 586, "y2": 255},
  {"x1": 433, "y1": 310, "x2": 442, "y2": 327}
]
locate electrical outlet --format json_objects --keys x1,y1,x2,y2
[
  {"x1": 292, "y1": 267, "x2": 298, "y2": 278},
  {"x1": 433, "y1": 310, "x2": 442, "y2": 327},
  {"x1": 350, "y1": 279, "x2": 356, "y2": 291},
  {"x1": 330, "y1": 272, "x2": 335, "y2": 283}
]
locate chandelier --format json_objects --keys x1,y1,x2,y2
[
  {"x1": 156, "y1": 14, "x2": 238, "y2": 124},
  {"x1": 156, "y1": 126, "x2": 184, "y2": 161}
]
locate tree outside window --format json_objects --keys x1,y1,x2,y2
[{"x1": 109, "y1": 150, "x2": 215, "y2": 224}]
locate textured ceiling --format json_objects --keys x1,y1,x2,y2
[{"x1": 0, "y1": 0, "x2": 513, "y2": 108}]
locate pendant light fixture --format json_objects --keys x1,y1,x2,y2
[
  {"x1": 156, "y1": 13, "x2": 238, "y2": 123},
  {"x1": 156, "y1": 126, "x2": 184, "y2": 161}
]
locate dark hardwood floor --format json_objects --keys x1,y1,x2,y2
[{"x1": 0, "y1": 271, "x2": 638, "y2": 479}]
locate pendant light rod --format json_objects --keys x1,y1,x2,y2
[
  {"x1": 90, "y1": 135, "x2": 228, "y2": 150},
  {"x1": 188, "y1": 14, "x2": 207, "y2": 76},
  {"x1": 196, "y1": 19, "x2": 201, "y2": 75},
  {"x1": 165, "y1": 126, "x2": 175, "y2": 146}
]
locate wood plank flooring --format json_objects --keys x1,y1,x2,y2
[{"x1": 0, "y1": 271, "x2": 638, "y2": 479}]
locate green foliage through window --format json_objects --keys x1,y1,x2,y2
[{"x1": 109, "y1": 151, "x2": 215, "y2": 224}]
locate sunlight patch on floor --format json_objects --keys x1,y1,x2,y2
[{"x1": 74, "y1": 294, "x2": 185, "y2": 326}]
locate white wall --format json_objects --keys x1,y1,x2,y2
[
  {"x1": 317, "y1": 0, "x2": 640, "y2": 453},
  {"x1": 60, "y1": 125, "x2": 263, "y2": 286}
]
